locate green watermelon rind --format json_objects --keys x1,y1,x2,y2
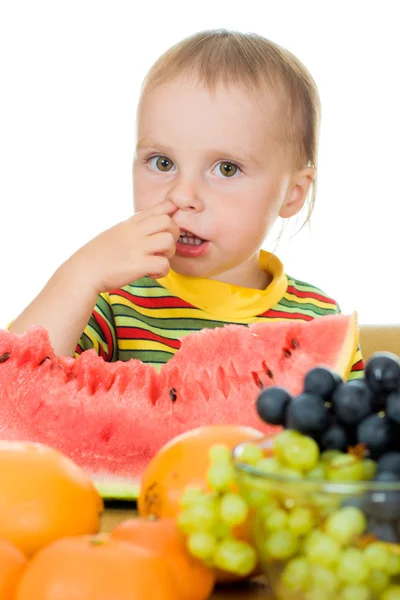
[{"x1": 93, "y1": 476, "x2": 140, "y2": 500}]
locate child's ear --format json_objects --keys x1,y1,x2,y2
[{"x1": 279, "y1": 167, "x2": 315, "y2": 219}]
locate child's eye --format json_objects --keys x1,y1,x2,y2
[
  {"x1": 148, "y1": 156, "x2": 175, "y2": 172},
  {"x1": 213, "y1": 162, "x2": 241, "y2": 178}
]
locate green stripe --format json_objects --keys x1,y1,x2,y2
[
  {"x1": 287, "y1": 276, "x2": 335, "y2": 298},
  {"x1": 112, "y1": 303, "x2": 231, "y2": 330},
  {"x1": 127, "y1": 277, "x2": 164, "y2": 289},
  {"x1": 121, "y1": 286, "x2": 176, "y2": 298},
  {"x1": 118, "y1": 349, "x2": 175, "y2": 364},
  {"x1": 277, "y1": 298, "x2": 338, "y2": 316}
]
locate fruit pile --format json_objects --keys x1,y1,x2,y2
[
  {"x1": 256, "y1": 352, "x2": 400, "y2": 459},
  {"x1": 177, "y1": 352, "x2": 400, "y2": 600},
  {"x1": 0, "y1": 440, "x2": 216, "y2": 600}
]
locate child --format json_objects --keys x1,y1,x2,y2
[{"x1": 9, "y1": 29, "x2": 363, "y2": 377}]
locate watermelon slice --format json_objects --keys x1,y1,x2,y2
[{"x1": 0, "y1": 314, "x2": 358, "y2": 499}]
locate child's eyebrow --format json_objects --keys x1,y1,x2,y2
[{"x1": 136, "y1": 140, "x2": 259, "y2": 165}]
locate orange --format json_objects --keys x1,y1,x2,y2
[
  {"x1": 0, "y1": 539, "x2": 27, "y2": 598},
  {"x1": 112, "y1": 516, "x2": 215, "y2": 600},
  {"x1": 138, "y1": 424, "x2": 262, "y2": 519},
  {"x1": 16, "y1": 533, "x2": 179, "y2": 600},
  {"x1": 0, "y1": 441, "x2": 103, "y2": 556}
]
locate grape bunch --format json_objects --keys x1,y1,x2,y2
[
  {"x1": 256, "y1": 351, "x2": 400, "y2": 459},
  {"x1": 176, "y1": 444, "x2": 258, "y2": 578}
]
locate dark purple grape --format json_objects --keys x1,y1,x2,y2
[
  {"x1": 303, "y1": 367, "x2": 342, "y2": 398},
  {"x1": 286, "y1": 393, "x2": 330, "y2": 437},
  {"x1": 320, "y1": 423, "x2": 348, "y2": 452},
  {"x1": 377, "y1": 452, "x2": 400, "y2": 476},
  {"x1": 366, "y1": 518, "x2": 399, "y2": 543},
  {"x1": 332, "y1": 380, "x2": 373, "y2": 426},
  {"x1": 256, "y1": 386, "x2": 291, "y2": 425},
  {"x1": 365, "y1": 352, "x2": 400, "y2": 393},
  {"x1": 357, "y1": 414, "x2": 392, "y2": 458},
  {"x1": 387, "y1": 390, "x2": 400, "y2": 426}
]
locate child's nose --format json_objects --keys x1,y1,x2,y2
[{"x1": 167, "y1": 177, "x2": 204, "y2": 212}]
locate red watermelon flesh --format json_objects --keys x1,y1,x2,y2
[{"x1": 0, "y1": 314, "x2": 357, "y2": 486}]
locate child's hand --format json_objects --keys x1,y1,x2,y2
[{"x1": 76, "y1": 199, "x2": 180, "y2": 293}]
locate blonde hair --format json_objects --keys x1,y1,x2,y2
[{"x1": 141, "y1": 29, "x2": 321, "y2": 223}]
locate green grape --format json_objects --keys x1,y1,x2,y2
[
  {"x1": 209, "y1": 443, "x2": 232, "y2": 464},
  {"x1": 363, "y1": 542, "x2": 392, "y2": 572},
  {"x1": 327, "y1": 454, "x2": 365, "y2": 482},
  {"x1": 213, "y1": 538, "x2": 257, "y2": 576},
  {"x1": 187, "y1": 532, "x2": 217, "y2": 560},
  {"x1": 369, "y1": 569, "x2": 390, "y2": 594},
  {"x1": 287, "y1": 506, "x2": 314, "y2": 536},
  {"x1": 340, "y1": 584, "x2": 370, "y2": 600},
  {"x1": 386, "y1": 552, "x2": 400, "y2": 576},
  {"x1": 320, "y1": 449, "x2": 342, "y2": 463},
  {"x1": 187, "y1": 501, "x2": 218, "y2": 531},
  {"x1": 220, "y1": 493, "x2": 248, "y2": 527},
  {"x1": 307, "y1": 463, "x2": 326, "y2": 480},
  {"x1": 304, "y1": 588, "x2": 336, "y2": 600},
  {"x1": 214, "y1": 520, "x2": 231, "y2": 540},
  {"x1": 337, "y1": 548, "x2": 369, "y2": 584},
  {"x1": 310, "y1": 564, "x2": 339, "y2": 592},
  {"x1": 240, "y1": 486, "x2": 268, "y2": 508},
  {"x1": 280, "y1": 556, "x2": 311, "y2": 592},
  {"x1": 279, "y1": 466, "x2": 304, "y2": 480},
  {"x1": 177, "y1": 509, "x2": 199, "y2": 535},
  {"x1": 325, "y1": 507, "x2": 366, "y2": 546},
  {"x1": 262, "y1": 529, "x2": 299, "y2": 560},
  {"x1": 304, "y1": 531, "x2": 341, "y2": 568},
  {"x1": 207, "y1": 462, "x2": 235, "y2": 492},
  {"x1": 257, "y1": 495, "x2": 280, "y2": 518},
  {"x1": 239, "y1": 443, "x2": 264, "y2": 465},
  {"x1": 381, "y1": 586, "x2": 400, "y2": 600},
  {"x1": 280, "y1": 434, "x2": 319, "y2": 472},
  {"x1": 179, "y1": 486, "x2": 205, "y2": 509},
  {"x1": 263, "y1": 508, "x2": 288, "y2": 531},
  {"x1": 255, "y1": 457, "x2": 280, "y2": 474},
  {"x1": 362, "y1": 458, "x2": 377, "y2": 480},
  {"x1": 273, "y1": 429, "x2": 302, "y2": 463},
  {"x1": 304, "y1": 590, "x2": 335, "y2": 600}
]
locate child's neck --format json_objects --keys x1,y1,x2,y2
[{"x1": 209, "y1": 254, "x2": 272, "y2": 291}]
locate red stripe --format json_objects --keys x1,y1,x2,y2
[
  {"x1": 350, "y1": 359, "x2": 364, "y2": 372},
  {"x1": 93, "y1": 311, "x2": 114, "y2": 361},
  {"x1": 286, "y1": 285, "x2": 336, "y2": 305},
  {"x1": 75, "y1": 345, "x2": 83, "y2": 355},
  {"x1": 116, "y1": 327, "x2": 181, "y2": 350},
  {"x1": 258, "y1": 309, "x2": 314, "y2": 321},
  {"x1": 113, "y1": 289, "x2": 194, "y2": 309}
]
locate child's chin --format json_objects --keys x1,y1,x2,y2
[{"x1": 169, "y1": 256, "x2": 211, "y2": 278}]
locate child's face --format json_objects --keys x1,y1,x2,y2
[{"x1": 134, "y1": 77, "x2": 306, "y2": 287}]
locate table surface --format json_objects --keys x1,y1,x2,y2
[{"x1": 101, "y1": 505, "x2": 272, "y2": 599}]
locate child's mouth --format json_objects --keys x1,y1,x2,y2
[
  {"x1": 178, "y1": 230, "x2": 205, "y2": 246},
  {"x1": 176, "y1": 230, "x2": 209, "y2": 258}
]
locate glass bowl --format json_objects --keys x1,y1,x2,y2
[{"x1": 233, "y1": 437, "x2": 400, "y2": 600}]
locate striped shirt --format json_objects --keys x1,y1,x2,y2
[{"x1": 76, "y1": 250, "x2": 364, "y2": 379}]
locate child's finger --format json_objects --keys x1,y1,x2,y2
[
  {"x1": 134, "y1": 199, "x2": 177, "y2": 223},
  {"x1": 144, "y1": 231, "x2": 176, "y2": 258}
]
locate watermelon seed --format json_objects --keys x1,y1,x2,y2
[
  {"x1": 262, "y1": 361, "x2": 274, "y2": 379},
  {"x1": 291, "y1": 338, "x2": 298, "y2": 349},
  {"x1": 39, "y1": 356, "x2": 50, "y2": 366},
  {"x1": 283, "y1": 348, "x2": 292, "y2": 358},
  {"x1": 169, "y1": 387, "x2": 177, "y2": 402},
  {"x1": 0, "y1": 352, "x2": 10, "y2": 363},
  {"x1": 251, "y1": 372, "x2": 264, "y2": 389}
]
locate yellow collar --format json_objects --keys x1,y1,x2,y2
[{"x1": 157, "y1": 250, "x2": 288, "y2": 319}]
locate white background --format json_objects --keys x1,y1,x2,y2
[{"x1": 1, "y1": 0, "x2": 399, "y2": 326}]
